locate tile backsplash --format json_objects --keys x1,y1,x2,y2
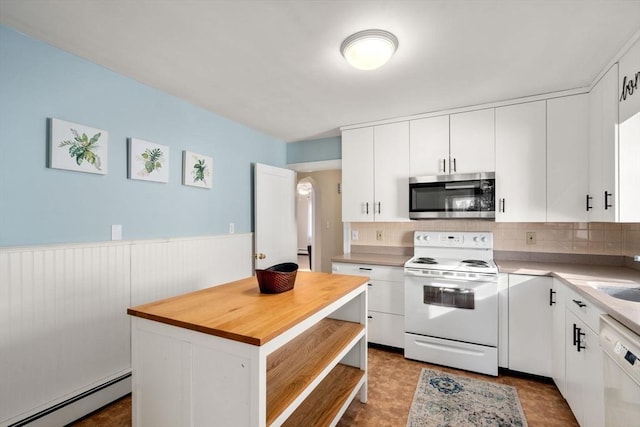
[{"x1": 349, "y1": 221, "x2": 640, "y2": 257}]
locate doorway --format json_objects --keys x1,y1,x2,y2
[{"x1": 296, "y1": 177, "x2": 318, "y2": 271}]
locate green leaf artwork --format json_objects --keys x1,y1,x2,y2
[
  {"x1": 192, "y1": 158, "x2": 207, "y2": 183},
  {"x1": 129, "y1": 138, "x2": 169, "y2": 182},
  {"x1": 58, "y1": 128, "x2": 103, "y2": 170},
  {"x1": 182, "y1": 150, "x2": 212, "y2": 188},
  {"x1": 141, "y1": 148, "x2": 163, "y2": 174}
]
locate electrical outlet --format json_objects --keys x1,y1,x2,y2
[
  {"x1": 351, "y1": 230, "x2": 359, "y2": 241},
  {"x1": 526, "y1": 231, "x2": 536, "y2": 245},
  {"x1": 376, "y1": 230, "x2": 384, "y2": 241}
]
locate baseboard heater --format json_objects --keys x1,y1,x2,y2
[{"x1": 8, "y1": 372, "x2": 131, "y2": 427}]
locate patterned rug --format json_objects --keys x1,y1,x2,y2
[{"x1": 407, "y1": 368, "x2": 528, "y2": 427}]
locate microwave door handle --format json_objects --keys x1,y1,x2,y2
[{"x1": 444, "y1": 183, "x2": 477, "y2": 190}]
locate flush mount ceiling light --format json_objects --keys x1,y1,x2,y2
[{"x1": 340, "y1": 29, "x2": 398, "y2": 71}]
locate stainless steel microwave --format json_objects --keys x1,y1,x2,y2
[{"x1": 409, "y1": 172, "x2": 495, "y2": 219}]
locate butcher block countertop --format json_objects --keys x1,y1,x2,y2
[
  {"x1": 498, "y1": 260, "x2": 640, "y2": 336},
  {"x1": 127, "y1": 271, "x2": 368, "y2": 346}
]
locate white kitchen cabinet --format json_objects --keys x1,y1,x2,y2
[
  {"x1": 547, "y1": 94, "x2": 589, "y2": 222},
  {"x1": 588, "y1": 64, "x2": 618, "y2": 222},
  {"x1": 449, "y1": 108, "x2": 495, "y2": 174},
  {"x1": 341, "y1": 122, "x2": 409, "y2": 222},
  {"x1": 495, "y1": 100, "x2": 547, "y2": 222},
  {"x1": 618, "y1": 38, "x2": 640, "y2": 222},
  {"x1": 342, "y1": 127, "x2": 374, "y2": 222},
  {"x1": 507, "y1": 274, "x2": 553, "y2": 377},
  {"x1": 564, "y1": 287, "x2": 605, "y2": 427},
  {"x1": 409, "y1": 109, "x2": 494, "y2": 176},
  {"x1": 409, "y1": 115, "x2": 449, "y2": 176},
  {"x1": 588, "y1": 48, "x2": 640, "y2": 222},
  {"x1": 550, "y1": 279, "x2": 567, "y2": 397},
  {"x1": 332, "y1": 262, "x2": 404, "y2": 349},
  {"x1": 374, "y1": 122, "x2": 410, "y2": 221}
]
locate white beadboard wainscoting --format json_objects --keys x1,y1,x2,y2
[{"x1": 0, "y1": 233, "x2": 253, "y2": 427}]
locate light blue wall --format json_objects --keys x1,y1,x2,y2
[
  {"x1": 286, "y1": 136, "x2": 341, "y2": 164},
  {"x1": 0, "y1": 25, "x2": 286, "y2": 247}
]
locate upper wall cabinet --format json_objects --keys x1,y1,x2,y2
[
  {"x1": 616, "y1": 39, "x2": 640, "y2": 222},
  {"x1": 588, "y1": 64, "x2": 619, "y2": 222},
  {"x1": 409, "y1": 115, "x2": 449, "y2": 176},
  {"x1": 342, "y1": 122, "x2": 410, "y2": 222},
  {"x1": 495, "y1": 101, "x2": 547, "y2": 222},
  {"x1": 587, "y1": 57, "x2": 640, "y2": 223},
  {"x1": 449, "y1": 109, "x2": 496, "y2": 174},
  {"x1": 409, "y1": 109, "x2": 495, "y2": 176},
  {"x1": 547, "y1": 94, "x2": 589, "y2": 222}
]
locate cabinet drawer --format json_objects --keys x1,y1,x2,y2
[
  {"x1": 332, "y1": 262, "x2": 404, "y2": 282},
  {"x1": 565, "y1": 286, "x2": 603, "y2": 332},
  {"x1": 368, "y1": 279, "x2": 404, "y2": 315},
  {"x1": 368, "y1": 311, "x2": 404, "y2": 349}
]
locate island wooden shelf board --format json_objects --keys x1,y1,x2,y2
[{"x1": 127, "y1": 271, "x2": 369, "y2": 427}]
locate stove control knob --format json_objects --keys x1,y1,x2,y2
[
  {"x1": 473, "y1": 236, "x2": 480, "y2": 242},
  {"x1": 416, "y1": 235, "x2": 422, "y2": 241},
  {"x1": 481, "y1": 236, "x2": 488, "y2": 243}
]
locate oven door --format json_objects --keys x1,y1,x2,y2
[{"x1": 404, "y1": 271, "x2": 498, "y2": 346}]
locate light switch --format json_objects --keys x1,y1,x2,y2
[{"x1": 111, "y1": 225, "x2": 122, "y2": 241}]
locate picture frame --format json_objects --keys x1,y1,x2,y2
[
  {"x1": 128, "y1": 138, "x2": 169, "y2": 183},
  {"x1": 48, "y1": 118, "x2": 108, "y2": 175},
  {"x1": 182, "y1": 150, "x2": 212, "y2": 189}
]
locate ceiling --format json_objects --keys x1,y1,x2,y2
[{"x1": 1, "y1": 0, "x2": 639, "y2": 143}]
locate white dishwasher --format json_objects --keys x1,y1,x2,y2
[{"x1": 599, "y1": 315, "x2": 640, "y2": 426}]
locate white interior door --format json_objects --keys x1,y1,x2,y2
[{"x1": 254, "y1": 163, "x2": 297, "y2": 270}]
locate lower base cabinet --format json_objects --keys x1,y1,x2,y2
[
  {"x1": 332, "y1": 262, "x2": 405, "y2": 348},
  {"x1": 507, "y1": 274, "x2": 553, "y2": 376},
  {"x1": 563, "y1": 287, "x2": 605, "y2": 427}
]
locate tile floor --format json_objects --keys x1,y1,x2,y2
[{"x1": 70, "y1": 346, "x2": 577, "y2": 426}]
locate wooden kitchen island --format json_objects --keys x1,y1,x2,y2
[{"x1": 127, "y1": 271, "x2": 369, "y2": 427}]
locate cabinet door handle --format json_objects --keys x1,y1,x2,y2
[
  {"x1": 586, "y1": 194, "x2": 593, "y2": 211},
  {"x1": 377, "y1": 202, "x2": 381, "y2": 215},
  {"x1": 605, "y1": 191, "x2": 612, "y2": 210},
  {"x1": 442, "y1": 158, "x2": 447, "y2": 173},
  {"x1": 359, "y1": 267, "x2": 373, "y2": 271},
  {"x1": 549, "y1": 289, "x2": 556, "y2": 306},
  {"x1": 452, "y1": 158, "x2": 457, "y2": 173},
  {"x1": 572, "y1": 323, "x2": 578, "y2": 346},
  {"x1": 498, "y1": 198, "x2": 505, "y2": 213},
  {"x1": 365, "y1": 202, "x2": 369, "y2": 215},
  {"x1": 367, "y1": 283, "x2": 373, "y2": 287},
  {"x1": 572, "y1": 299, "x2": 587, "y2": 308},
  {"x1": 367, "y1": 315, "x2": 373, "y2": 319},
  {"x1": 576, "y1": 328, "x2": 586, "y2": 352}
]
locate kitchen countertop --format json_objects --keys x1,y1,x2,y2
[
  {"x1": 331, "y1": 252, "x2": 411, "y2": 267},
  {"x1": 127, "y1": 271, "x2": 368, "y2": 346},
  {"x1": 498, "y1": 260, "x2": 640, "y2": 336}
]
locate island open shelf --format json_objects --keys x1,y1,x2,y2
[{"x1": 128, "y1": 271, "x2": 368, "y2": 427}]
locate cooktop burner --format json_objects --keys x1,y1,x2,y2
[
  {"x1": 462, "y1": 259, "x2": 491, "y2": 268},
  {"x1": 414, "y1": 257, "x2": 438, "y2": 265}
]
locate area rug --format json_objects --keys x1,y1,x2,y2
[{"x1": 406, "y1": 368, "x2": 528, "y2": 427}]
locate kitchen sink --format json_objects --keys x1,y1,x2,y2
[{"x1": 596, "y1": 286, "x2": 640, "y2": 303}]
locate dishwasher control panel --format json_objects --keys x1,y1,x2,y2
[{"x1": 600, "y1": 315, "x2": 640, "y2": 382}]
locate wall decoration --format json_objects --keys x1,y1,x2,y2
[
  {"x1": 128, "y1": 138, "x2": 169, "y2": 183},
  {"x1": 619, "y1": 70, "x2": 639, "y2": 102},
  {"x1": 49, "y1": 118, "x2": 108, "y2": 174},
  {"x1": 182, "y1": 150, "x2": 212, "y2": 189}
]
